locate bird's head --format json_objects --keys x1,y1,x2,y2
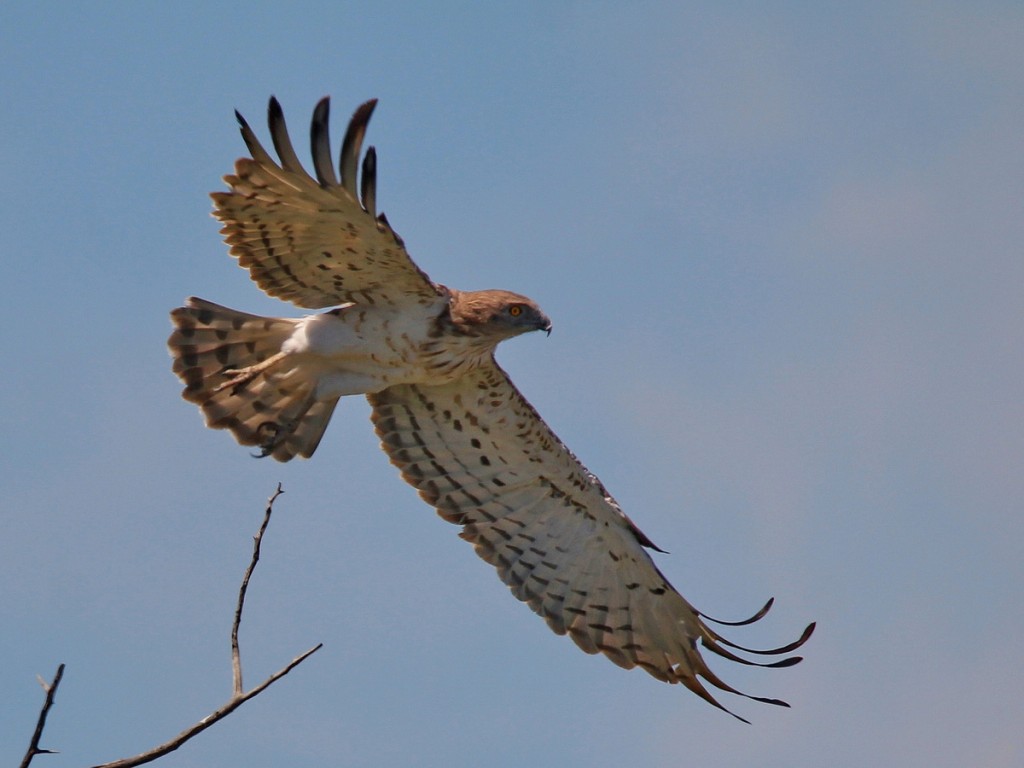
[{"x1": 448, "y1": 289, "x2": 552, "y2": 341}]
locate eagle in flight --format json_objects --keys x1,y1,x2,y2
[{"x1": 168, "y1": 96, "x2": 813, "y2": 722}]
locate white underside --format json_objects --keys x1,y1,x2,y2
[{"x1": 275, "y1": 299, "x2": 458, "y2": 401}]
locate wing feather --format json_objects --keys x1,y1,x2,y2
[
  {"x1": 213, "y1": 96, "x2": 441, "y2": 309},
  {"x1": 339, "y1": 98, "x2": 376, "y2": 195},
  {"x1": 369, "y1": 361, "x2": 813, "y2": 721},
  {"x1": 267, "y1": 96, "x2": 309, "y2": 178},
  {"x1": 309, "y1": 97, "x2": 339, "y2": 187},
  {"x1": 360, "y1": 147, "x2": 378, "y2": 219}
]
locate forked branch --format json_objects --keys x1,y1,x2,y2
[
  {"x1": 20, "y1": 484, "x2": 321, "y2": 768},
  {"x1": 18, "y1": 664, "x2": 64, "y2": 768}
]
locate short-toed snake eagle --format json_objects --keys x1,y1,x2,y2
[{"x1": 168, "y1": 96, "x2": 813, "y2": 721}]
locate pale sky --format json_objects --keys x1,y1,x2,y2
[{"x1": 3, "y1": 3, "x2": 1022, "y2": 767}]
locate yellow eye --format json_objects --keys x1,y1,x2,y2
[{"x1": 508, "y1": 305, "x2": 523, "y2": 317}]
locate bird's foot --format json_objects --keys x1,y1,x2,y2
[{"x1": 214, "y1": 352, "x2": 287, "y2": 395}]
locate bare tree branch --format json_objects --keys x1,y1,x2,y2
[
  {"x1": 233, "y1": 482, "x2": 284, "y2": 695},
  {"x1": 20, "y1": 484, "x2": 322, "y2": 768},
  {"x1": 90, "y1": 644, "x2": 322, "y2": 768},
  {"x1": 19, "y1": 663, "x2": 64, "y2": 768}
]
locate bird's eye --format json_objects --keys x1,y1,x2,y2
[{"x1": 508, "y1": 305, "x2": 524, "y2": 317}]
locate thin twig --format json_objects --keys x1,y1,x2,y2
[
  {"x1": 232, "y1": 482, "x2": 284, "y2": 695},
  {"x1": 19, "y1": 663, "x2": 65, "y2": 768},
  {"x1": 90, "y1": 643, "x2": 322, "y2": 768}
]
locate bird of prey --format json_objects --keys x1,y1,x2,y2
[{"x1": 168, "y1": 96, "x2": 813, "y2": 722}]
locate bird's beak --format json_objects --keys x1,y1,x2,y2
[{"x1": 539, "y1": 317, "x2": 552, "y2": 336}]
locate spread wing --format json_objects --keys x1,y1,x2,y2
[
  {"x1": 369, "y1": 361, "x2": 814, "y2": 722},
  {"x1": 211, "y1": 96, "x2": 442, "y2": 309}
]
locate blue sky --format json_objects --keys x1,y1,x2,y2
[{"x1": 2, "y1": 3, "x2": 1022, "y2": 766}]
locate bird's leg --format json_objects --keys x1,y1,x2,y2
[{"x1": 214, "y1": 351, "x2": 289, "y2": 395}]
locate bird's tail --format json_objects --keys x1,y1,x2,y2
[{"x1": 168, "y1": 297, "x2": 340, "y2": 461}]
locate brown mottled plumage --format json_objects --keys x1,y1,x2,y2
[{"x1": 168, "y1": 96, "x2": 813, "y2": 721}]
